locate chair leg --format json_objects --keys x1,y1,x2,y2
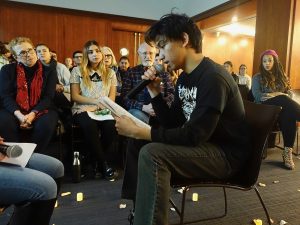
[
  {"x1": 179, "y1": 187, "x2": 188, "y2": 225},
  {"x1": 222, "y1": 187, "x2": 228, "y2": 216},
  {"x1": 57, "y1": 122, "x2": 63, "y2": 161},
  {"x1": 296, "y1": 124, "x2": 299, "y2": 155},
  {"x1": 170, "y1": 187, "x2": 227, "y2": 225},
  {"x1": 169, "y1": 198, "x2": 181, "y2": 216},
  {"x1": 254, "y1": 186, "x2": 272, "y2": 225}
]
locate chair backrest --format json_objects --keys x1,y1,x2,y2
[
  {"x1": 238, "y1": 84, "x2": 250, "y2": 100},
  {"x1": 235, "y1": 100, "x2": 281, "y2": 187}
]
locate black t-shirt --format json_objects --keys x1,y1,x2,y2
[{"x1": 151, "y1": 57, "x2": 250, "y2": 170}]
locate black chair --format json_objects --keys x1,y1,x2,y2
[
  {"x1": 169, "y1": 100, "x2": 281, "y2": 225},
  {"x1": 238, "y1": 84, "x2": 250, "y2": 100}
]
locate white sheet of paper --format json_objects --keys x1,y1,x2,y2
[
  {"x1": 87, "y1": 111, "x2": 115, "y2": 121},
  {"x1": 1, "y1": 142, "x2": 36, "y2": 167},
  {"x1": 99, "y1": 96, "x2": 151, "y2": 129}
]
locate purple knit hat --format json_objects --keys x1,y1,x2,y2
[{"x1": 260, "y1": 49, "x2": 278, "y2": 59}]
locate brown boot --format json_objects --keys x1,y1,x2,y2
[{"x1": 282, "y1": 147, "x2": 295, "y2": 170}]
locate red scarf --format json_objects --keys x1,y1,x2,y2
[{"x1": 16, "y1": 61, "x2": 47, "y2": 117}]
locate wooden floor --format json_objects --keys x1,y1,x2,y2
[{"x1": 1, "y1": 147, "x2": 300, "y2": 225}]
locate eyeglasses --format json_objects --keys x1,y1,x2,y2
[
  {"x1": 74, "y1": 55, "x2": 83, "y2": 58},
  {"x1": 104, "y1": 54, "x2": 112, "y2": 58},
  {"x1": 18, "y1": 48, "x2": 35, "y2": 57}
]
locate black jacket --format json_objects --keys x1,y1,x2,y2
[{"x1": 0, "y1": 62, "x2": 57, "y2": 113}]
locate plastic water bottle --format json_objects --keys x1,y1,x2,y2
[{"x1": 72, "y1": 151, "x2": 81, "y2": 183}]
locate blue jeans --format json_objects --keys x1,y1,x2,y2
[
  {"x1": 133, "y1": 142, "x2": 232, "y2": 225},
  {"x1": 129, "y1": 109, "x2": 150, "y2": 124},
  {"x1": 0, "y1": 153, "x2": 64, "y2": 205}
]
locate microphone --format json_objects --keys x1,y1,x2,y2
[
  {"x1": 126, "y1": 64, "x2": 164, "y2": 99},
  {"x1": 0, "y1": 144, "x2": 23, "y2": 158}
]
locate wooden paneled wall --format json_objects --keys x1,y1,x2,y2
[
  {"x1": 197, "y1": 0, "x2": 256, "y2": 76},
  {"x1": 0, "y1": 1, "x2": 152, "y2": 65},
  {"x1": 202, "y1": 32, "x2": 254, "y2": 76},
  {"x1": 197, "y1": 0, "x2": 257, "y2": 30},
  {"x1": 253, "y1": 0, "x2": 300, "y2": 88},
  {"x1": 289, "y1": 0, "x2": 300, "y2": 89}
]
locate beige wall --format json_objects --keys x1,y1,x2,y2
[{"x1": 202, "y1": 32, "x2": 254, "y2": 76}]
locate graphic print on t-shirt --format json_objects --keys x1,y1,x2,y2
[{"x1": 178, "y1": 84, "x2": 197, "y2": 121}]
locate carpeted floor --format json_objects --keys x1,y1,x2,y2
[{"x1": 1, "y1": 147, "x2": 300, "y2": 225}]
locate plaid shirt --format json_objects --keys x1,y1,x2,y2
[{"x1": 122, "y1": 64, "x2": 174, "y2": 111}]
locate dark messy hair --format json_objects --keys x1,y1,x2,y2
[
  {"x1": 73, "y1": 50, "x2": 83, "y2": 58},
  {"x1": 145, "y1": 13, "x2": 202, "y2": 53},
  {"x1": 0, "y1": 41, "x2": 9, "y2": 55},
  {"x1": 119, "y1": 56, "x2": 129, "y2": 62},
  {"x1": 259, "y1": 54, "x2": 290, "y2": 92},
  {"x1": 224, "y1": 61, "x2": 233, "y2": 67}
]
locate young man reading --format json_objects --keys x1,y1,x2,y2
[{"x1": 115, "y1": 13, "x2": 251, "y2": 225}]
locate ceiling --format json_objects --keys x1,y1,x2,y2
[
  {"x1": 8, "y1": 0, "x2": 229, "y2": 20},
  {"x1": 8, "y1": 0, "x2": 256, "y2": 37},
  {"x1": 204, "y1": 17, "x2": 256, "y2": 37}
]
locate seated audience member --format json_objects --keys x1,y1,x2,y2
[
  {"x1": 0, "y1": 135, "x2": 64, "y2": 225},
  {"x1": 116, "y1": 56, "x2": 130, "y2": 106},
  {"x1": 72, "y1": 50, "x2": 83, "y2": 70},
  {"x1": 118, "y1": 56, "x2": 130, "y2": 72},
  {"x1": 122, "y1": 42, "x2": 174, "y2": 124},
  {"x1": 0, "y1": 37, "x2": 58, "y2": 154},
  {"x1": 4, "y1": 42, "x2": 15, "y2": 63},
  {"x1": 238, "y1": 64, "x2": 251, "y2": 89},
  {"x1": 224, "y1": 60, "x2": 239, "y2": 83},
  {"x1": 70, "y1": 40, "x2": 118, "y2": 180},
  {"x1": 252, "y1": 49, "x2": 300, "y2": 170},
  {"x1": 0, "y1": 41, "x2": 11, "y2": 70},
  {"x1": 50, "y1": 50, "x2": 58, "y2": 61},
  {"x1": 115, "y1": 13, "x2": 251, "y2": 225},
  {"x1": 36, "y1": 43, "x2": 72, "y2": 135},
  {"x1": 64, "y1": 57, "x2": 73, "y2": 71},
  {"x1": 102, "y1": 46, "x2": 118, "y2": 72},
  {"x1": 36, "y1": 44, "x2": 71, "y2": 100}
]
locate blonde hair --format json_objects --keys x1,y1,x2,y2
[
  {"x1": 80, "y1": 40, "x2": 113, "y2": 89},
  {"x1": 102, "y1": 46, "x2": 118, "y2": 68},
  {"x1": 9, "y1": 37, "x2": 34, "y2": 57}
]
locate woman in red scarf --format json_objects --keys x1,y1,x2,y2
[{"x1": 0, "y1": 37, "x2": 58, "y2": 154}]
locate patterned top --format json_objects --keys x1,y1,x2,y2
[
  {"x1": 70, "y1": 66, "x2": 117, "y2": 114},
  {"x1": 122, "y1": 64, "x2": 174, "y2": 111}
]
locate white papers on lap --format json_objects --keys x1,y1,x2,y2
[
  {"x1": 1, "y1": 142, "x2": 36, "y2": 167},
  {"x1": 87, "y1": 111, "x2": 114, "y2": 121},
  {"x1": 99, "y1": 96, "x2": 151, "y2": 129}
]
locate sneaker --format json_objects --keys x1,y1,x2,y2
[
  {"x1": 128, "y1": 209, "x2": 134, "y2": 225},
  {"x1": 282, "y1": 147, "x2": 295, "y2": 170}
]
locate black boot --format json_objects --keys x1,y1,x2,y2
[
  {"x1": 103, "y1": 161, "x2": 118, "y2": 180},
  {"x1": 9, "y1": 198, "x2": 56, "y2": 225}
]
